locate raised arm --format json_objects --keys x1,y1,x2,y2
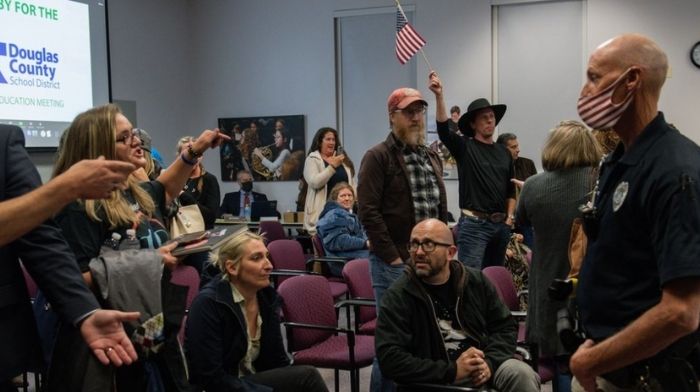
[{"x1": 157, "y1": 129, "x2": 229, "y2": 203}]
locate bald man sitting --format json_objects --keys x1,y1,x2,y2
[{"x1": 375, "y1": 219, "x2": 539, "y2": 391}]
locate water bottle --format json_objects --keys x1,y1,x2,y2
[
  {"x1": 119, "y1": 229, "x2": 140, "y2": 250},
  {"x1": 105, "y1": 232, "x2": 122, "y2": 250}
]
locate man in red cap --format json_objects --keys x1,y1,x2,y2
[
  {"x1": 429, "y1": 72, "x2": 516, "y2": 270},
  {"x1": 358, "y1": 87, "x2": 448, "y2": 392}
]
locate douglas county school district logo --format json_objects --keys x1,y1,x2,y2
[
  {"x1": 0, "y1": 41, "x2": 60, "y2": 85},
  {"x1": 612, "y1": 181, "x2": 629, "y2": 212}
]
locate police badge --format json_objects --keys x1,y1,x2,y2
[{"x1": 613, "y1": 181, "x2": 629, "y2": 212}]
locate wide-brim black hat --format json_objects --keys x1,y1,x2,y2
[{"x1": 457, "y1": 98, "x2": 507, "y2": 138}]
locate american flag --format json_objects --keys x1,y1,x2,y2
[{"x1": 395, "y1": 8, "x2": 426, "y2": 65}]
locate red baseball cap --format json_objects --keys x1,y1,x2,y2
[{"x1": 387, "y1": 88, "x2": 428, "y2": 113}]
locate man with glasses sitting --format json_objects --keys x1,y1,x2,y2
[{"x1": 375, "y1": 219, "x2": 539, "y2": 392}]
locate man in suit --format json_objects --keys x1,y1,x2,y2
[
  {"x1": 220, "y1": 169, "x2": 268, "y2": 217},
  {"x1": 0, "y1": 124, "x2": 140, "y2": 389}
]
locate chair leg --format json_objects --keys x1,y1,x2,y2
[
  {"x1": 350, "y1": 369, "x2": 358, "y2": 392},
  {"x1": 334, "y1": 368, "x2": 339, "y2": 392}
]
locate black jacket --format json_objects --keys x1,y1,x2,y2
[
  {"x1": 0, "y1": 125, "x2": 99, "y2": 380},
  {"x1": 185, "y1": 276, "x2": 290, "y2": 392},
  {"x1": 376, "y1": 261, "x2": 516, "y2": 385},
  {"x1": 358, "y1": 133, "x2": 448, "y2": 264}
]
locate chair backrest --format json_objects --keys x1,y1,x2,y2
[
  {"x1": 259, "y1": 221, "x2": 286, "y2": 244},
  {"x1": 482, "y1": 266, "x2": 520, "y2": 311},
  {"x1": 277, "y1": 275, "x2": 337, "y2": 351},
  {"x1": 170, "y1": 265, "x2": 200, "y2": 310},
  {"x1": 268, "y1": 239, "x2": 307, "y2": 271},
  {"x1": 342, "y1": 258, "x2": 375, "y2": 323},
  {"x1": 311, "y1": 234, "x2": 325, "y2": 257}
]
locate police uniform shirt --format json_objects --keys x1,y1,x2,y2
[{"x1": 577, "y1": 112, "x2": 700, "y2": 340}]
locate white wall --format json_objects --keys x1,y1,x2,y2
[
  {"x1": 108, "y1": 0, "x2": 192, "y2": 160},
  {"x1": 30, "y1": 0, "x2": 700, "y2": 218}
]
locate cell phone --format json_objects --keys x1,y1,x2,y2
[{"x1": 336, "y1": 146, "x2": 345, "y2": 156}]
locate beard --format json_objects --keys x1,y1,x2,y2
[{"x1": 395, "y1": 123, "x2": 425, "y2": 146}]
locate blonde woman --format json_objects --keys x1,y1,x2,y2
[
  {"x1": 185, "y1": 230, "x2": 328, "y2": 392},
  {"x1": 50, "y1": 103, "x2": 226, "y2": 390},
  {"x1": 516, "y1": 120, "x2": 602, "y2": 392}
]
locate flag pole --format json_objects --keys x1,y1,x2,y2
[{"x1": 394, "y1": 0, "x2": 433, "y2": 71}]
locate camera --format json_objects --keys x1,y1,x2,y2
[{"x1": 557, "y1": 307, "x2": 586, "y2": 352}]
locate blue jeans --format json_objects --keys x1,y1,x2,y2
[
  {"x1": 369, "y1": 253, "x2": 404, "y2": 392},
  {"x1": 457, "y1": 215, "x2": 511, "y2": 269}
]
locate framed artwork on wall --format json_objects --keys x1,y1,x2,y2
[{"x1": 217, "y1": 115, "x2": 306, "y2": 182}]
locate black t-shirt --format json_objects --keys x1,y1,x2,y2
[
  {"x1": 436, "y1": 120, "x2": 515, "y2": 213},
  {"x1": 324, "y1": 161, "x2": 348, "y2": 194},
  {"x1": 421, "y1": 280, "x2": 472, "y2": 361},
  {"x1": 577, "y1": 113, "x2": 700, "y2": 339},
  {"x1": 56, "y1": 180, "x2": 169, "y2": 272}
]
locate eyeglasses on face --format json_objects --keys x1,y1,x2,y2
[
  {"x1": 116, "y1": 128, "x2": 142, "y2": 145},
  {"x1": 407, "y1": 239, "x2": 452, "y2": 253},
  {"x1": 394, "y1": 106, "x2": 427, "y2": 118}
]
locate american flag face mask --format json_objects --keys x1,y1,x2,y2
[{"x1": 577, "y1": 68, "x2": 635, "y2": 130}]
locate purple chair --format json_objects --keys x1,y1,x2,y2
[
  {"x1": 170, "y1": 265, "x2": 200, "y2": 344},
  {"x1": 277, "y1": 275, "x2": 374, "y2": 392},
  {"x1": 311, "y1": 233, "x2": 351, "y2": 285},
  {"x1": 258, "y1": 220, "x2": 287, "y2": 244},
  {"x1": 268, "y1": 239, "x2": 348, "y2": 299},
  {"x1": 341, "y1": 259, "x2": 376, "y2": 335},
  {"x1": 482, "y1": 266, "x2": 554, "y2": 383}
]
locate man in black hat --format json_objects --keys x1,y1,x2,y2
[{"x1": 429, "y1": 71, "x2": 516, "y2": 270}]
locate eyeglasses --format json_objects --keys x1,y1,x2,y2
[
  {"x1": 394, "y1": 106, "x2": 427, "y2": 118},
  {"x1": 407, "y1": 239, "x2": 453, "y2": 253},
  {"x1": 116, "y1": 128, "x2": 141, "y2": 145}
]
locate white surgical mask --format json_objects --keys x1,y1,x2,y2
[{"x1": 577, "y1": 68, "x2": 635, "y2": 130}]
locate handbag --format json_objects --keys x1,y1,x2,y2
[
  {"x1": 567, "y1": 217, "x2": 587, "y2": 279},
  {"x1": 170, "y1": 202, "x2": 205, "y2": 238}
]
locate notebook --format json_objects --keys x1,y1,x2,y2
[
  {"x1": 250, "y1": 200, "x2": 278, "y2": 222},
  {"x1": 170, "y1": 225, "x2": 246, "y2": 256}
]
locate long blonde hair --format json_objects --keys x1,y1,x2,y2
[{"x1": 53, "y1": 104, "x2": 155, "y2": 229}]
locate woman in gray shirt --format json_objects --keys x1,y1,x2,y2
[{"x1": 516, "y1": 121, "x2": 602, "y2": 392}]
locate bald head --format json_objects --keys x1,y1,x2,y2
[
  {"x1": 411, "y1": 219, "x2": 454, "y2": 245},
  {"x1": 593, "y1": 33, "x2": 668, "y2": 99}
]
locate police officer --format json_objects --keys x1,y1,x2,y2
[{"x1": 570, "y1": 34, "x2": 700, "y2": 391}]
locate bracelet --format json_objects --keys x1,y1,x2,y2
[
  {"x1": 187, "y1": 143, "x2": 202, "y2": 158},
  {"x1": 180, "y1": 152, "x2": 197, "y2": 165}
]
